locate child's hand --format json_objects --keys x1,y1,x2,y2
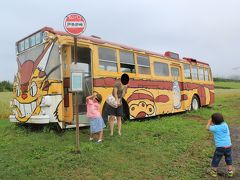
[
  {"x1": 208, "y1": 119, "x2": 212, "y2": 125},
  {"x1": 93, "y1": 91, "x2": 98, "y2": 97},
  {"x1": 206, "y1": 119, "x2": 212, "y2": 130}
]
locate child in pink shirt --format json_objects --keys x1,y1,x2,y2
[{"x1": 86, "y1": 91, "x2": 106, "y2": 143}]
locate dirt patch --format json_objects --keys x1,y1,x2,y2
[
  {"x1": 183, "y1": 114, "x2": 206, "y2": 124},
  {"x1": 185, "y1": 115, "x2": 203, "y2": 121}
]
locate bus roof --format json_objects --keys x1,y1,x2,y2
[{"x1": 17, "y1": 26, "x2": 209, "y2": 66}]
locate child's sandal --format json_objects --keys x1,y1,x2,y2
[
  {"x1": 208, "y1": 168, "x2": 217, "y2": 177},
  {"x1": 227, "y1": 170, "x2": 233, "y2": 177},
  {"x1": 96, "y1": 139, "x2": 102, "y2": 143}
]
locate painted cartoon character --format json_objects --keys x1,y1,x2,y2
[
  {"x1": 12, "y1": 38, "x2": 62, "y2": 123},
  {"x1": 127, "y1": 89, "x2": 156, "y2": 119},
  {"x1": 172, "y1": 81, "x2": 181, "y2": 109},
  {"x1": 127, "y1": 89, "x2": 170, "y2": 119}
]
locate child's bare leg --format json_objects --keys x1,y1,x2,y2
[
  {"x1": 117, "y1": 116, "x2": 122, "y2": 135},
  {"x1": 227, "y1": 165, "x2": 233, "y2": 171},
  {"x1": 89, "y1": 133, "x2": 93, "y2": 140},
  {"x1": 99, "y1": 130, "x2": 103, "y2": 140},
  {"x1": 109, "y1": 116, "x2": 115, "y2": 136}
]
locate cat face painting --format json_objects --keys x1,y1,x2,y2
[{"x1": 12, "y1": 38, "x2": 62, "y2": 123}]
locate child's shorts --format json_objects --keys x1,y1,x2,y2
[
  {"x1": 89, "y1": 117, "x2": 106, "y2": 133},
  {"x1": 211, "y1": 147, "x2": 232, "y2": 167}
]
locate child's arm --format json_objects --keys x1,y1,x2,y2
[
  {"x1": 206, "y1": 119, "x2": 212, "y2": 130},
  {"x1": 113, "y1": 87, "x2": 120, "y2": 105},
  {"x1": 86, "y1": 91, "x2": 97, "y2": 101},
  {"x1": 122, "y1": 85, "x2": 127, "y2": 97}
]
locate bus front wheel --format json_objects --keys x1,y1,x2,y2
[{"x1": 191, "y1": 95, "x2": 200, "y2": 111}]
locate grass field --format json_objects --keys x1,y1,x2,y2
[
  {"x1": 0, "y1": 92, "x2": 11, "y2": 119},
  {"x1": 1, "y1": 82, "x2": 240, "y2": 179},
  {"x1": 214, "y1": 81, "x2": 240, "y2": 89}
]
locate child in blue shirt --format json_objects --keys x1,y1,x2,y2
[{"x1": 206, "y1": 113, "x2": 233, "y2": 177}]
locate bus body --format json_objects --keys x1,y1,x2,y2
[{"x1": 9, "y1": 27, "x2": 214, "y2": 129}]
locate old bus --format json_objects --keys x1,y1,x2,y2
[{"x1": 10, "y1": 27, "x2": 214, "y2": 129}]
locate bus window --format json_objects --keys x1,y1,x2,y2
[
  {"x1": 120, "y1": 50, "x2": 135, "y2": 73},
  {"x1": 198, "y1": 67, "x2": 204, "y2": 80},
  {"x1": 154, "y1": 62, "x2": 169, "y2": 76},
  {"x1": 137, "y1": 55, "x2": 150, "y2": 74},
  {"x1": 209, "y1": 69, "x2": 213, "y2": 81},
  {"x1": 192, "y1": 66, "x2": 198, "y2": 80},
  {"x1": 30, "y1": 35, "x2": 36, "y2": 47},
  {"x1": 204, "y1": 69, "x2": 209, "y2": 81},
  {"x1": 183, "y1": 64, "x2": 191, "y2": 79},
  {"x1": 171, "y1": 67, "x2": 179, "y2": 77},
  {"x1": 98, "y1": 47, "x2": 117, "y2": 72},
  {"x1": 24, "y1": 39, "x2": 30, "y2": 49},
  {"x1": 71, "y1": 47, "x2": 91, "y2": 75},
  {"x1": 35, "y1": 32, "x2": 42, "y2": 44},
  {"x1": 19, "y1": 41, "x2": 24, "y2": 52}
]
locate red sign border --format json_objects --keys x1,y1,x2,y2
[{"x1": 63, "y1": 13, "x2": 87, "y2": 36}]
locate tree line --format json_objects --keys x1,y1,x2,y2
[
  {"x1": 0, "y1": 81, "x2": 13, "y2": 92},
  {"x1": 213, "y1": 77, "x2": 240, "y2": 82}
]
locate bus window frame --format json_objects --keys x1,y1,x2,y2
[
  {"x1": 171, "y1": 66, "x2": 180, "y2": 77},
  {"x1": 183, "y1": 63, "x2": 192, "y2": 80},
  {"x1": 119, "y1": 50, "x2": 136, "y2": 74},
  {"x1": 191, "y1": 65, "x2": 199, "y2": 80},
  {"x1": 170, "y1": 64, "x2": 183, "y2": 82},
  {"x1": 136, "y1": 54, "x2": 151, "y2": 76},
  {"x1": 153, "y1": 61, "x2": 170, "y2": 77},
  {"x1": 209, "y1": 68, "x2": 213, "y2": 81},
  {"x1": 98, "y1": 46, "x2": 118, "y2": 73},
  {"x1": 198, "y1": 67, "x2": 204, "y2": 81},
  {"x1": 204, "y1": 68, "x2": 210, "y2": 81}
]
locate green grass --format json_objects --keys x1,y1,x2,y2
[
  {"x1": 0, "y1": 92, "x2": 12, "y2": 119},
  {"x1": 214, "y1": 81, "x2": 240, "y2": 89},
  {"x1": 0, "y1": 117, "x2": 211, "y2": 179},
  {"x1": 1, "y1": 83, "x2": 240, "y2": 179}
]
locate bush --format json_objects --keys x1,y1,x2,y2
[{"x1": 0, "y1": 81, "x2": 13, "y2": 92}]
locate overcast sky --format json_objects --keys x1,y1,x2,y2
[{"x1": 1, "y1": 0, "x2": 240, "y2": 81}]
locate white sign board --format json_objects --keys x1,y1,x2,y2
[
  {"x1": 70, "y1": 64, "x2": 83, "y2": 92},
  {"x1": 71, "y1": 72, "x2": 83, "y2": 92}
]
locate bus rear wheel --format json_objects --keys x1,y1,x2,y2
[{"x1": 191, "y1": 95, "x2": 200, "y2": 111}]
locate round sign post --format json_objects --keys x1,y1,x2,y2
[
  {"x1": 63, "y1": 13, "x2": 86, "y2": 154},
  {"x1": 63, "y1": 13, "x2": 86, "y2": 36}
]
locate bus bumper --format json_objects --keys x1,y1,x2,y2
[{"x1": 9, "y1": 115, "x2": 50, "y2": 124}]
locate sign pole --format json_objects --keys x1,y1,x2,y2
[
  {"x1": 63, "y1": 13, "x2": 86, "y2": 154},
  {"x1": 74, "y1": 36, "x2": 80, "y2": 153}
]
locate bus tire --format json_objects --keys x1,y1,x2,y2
[{"x1": 191, "y1": 95, "x2": 200, "y2": 111}]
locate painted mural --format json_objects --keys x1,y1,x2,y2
[
  {"x1": 94, "y1": 77, "x2": 214, "y2": 119},
  {"x1": 172, "y1": 81, "x2": 181, "y2": 109},
  {"x1": 12, "y1": 37, "x2": 63, "y2": 123},
  {"x1": 127, "y1": 89, "x2": 157, "y2": 118},
  {"x1": 126, "y1": 89, "x2": 170, "y2": 118}
]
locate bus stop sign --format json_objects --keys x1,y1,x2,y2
[{"x1": 63, "y1": 13, "x2": 86, "y2": 36}]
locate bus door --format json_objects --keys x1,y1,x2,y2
[
  {"x1": 72, "y1": 46, "x2": 92, "y2": 125},
  {"x1": 170, "y1": 64, "x2": 184, "y2": 111}
]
